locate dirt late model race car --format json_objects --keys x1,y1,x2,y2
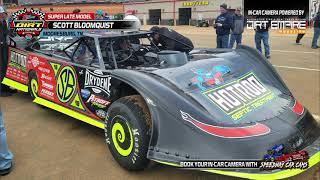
[{"x1": 3, "y1": 31, "x2": 320, "y2": 179}]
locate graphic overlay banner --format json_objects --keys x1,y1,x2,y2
[{"x1": 244, "y1": 0, "x2": 309, "y2": 34}]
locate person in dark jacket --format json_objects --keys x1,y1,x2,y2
[
  {"x1": 150, "y1": 26, "x2": 194, "y2": 53},
  {"x1": 311, "y1": 11, "x2": 320, "y2": 49},
  {"x1": 229, "y1": 7, "x2": 245, "y2": 48},
  {"x1": 0, "y1": 6, "x2": 16, "y2": 96},
  {"x1": 254, "y1": 16, "x2": 271, "y2": 59},
  {"x1": 214, "y1": 3, "x2": 232, "y2": 48}
]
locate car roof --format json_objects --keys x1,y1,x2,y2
[{"x1": 83, "y1": 30, "x2": 152, "y2": 38}]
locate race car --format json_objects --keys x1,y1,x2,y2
[{"x1": 3, "y1": 31, "x2": 320, "y2": 179}]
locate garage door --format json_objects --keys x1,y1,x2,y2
[
  {"x1": 179, "y1": 8, "x2": 191, "y2": 25},
  {"x1": 149, "y1": 9, "x2": 161, "y2": 25}
]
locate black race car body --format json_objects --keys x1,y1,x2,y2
[{"x1": 3, "y1": 31, "x2": 320, "y2": 179}]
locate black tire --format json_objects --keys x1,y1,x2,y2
[
  {"x1": 28, "y1": 71, "x2": 39, "y2": 99},
  {"x1": 105, "y1": 95, "x2": 151, "y2": 171}
]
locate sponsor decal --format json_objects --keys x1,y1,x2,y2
[
  {"x1": 49, "y1": 62, "x2": 61, "y2": 76},
  {"x1": 31, "y1": 56, "x2": 40, "y2": 67},
  {"x1": 41, "y1": 80, "x2": 54, "y2": 90},
  {"x1": 84, "y1": 70, "x2": 111, "y2": 96},
  {"x1": 41, "y1": 74, "x2": 53, "y2": 81},
  {"x1": 203, "y1": 72, "x2": 274, "y2": 121},
  {"x1": 10, "y1": 8, "x2": 46, "y2": 38},
  {"x1": 41, "y1": 88, "x2": 54, "y2": 97},
  {"x1": 180, "y1": 111, "x2": 270, "y2": 138},
  {"x1": 10, "y1": 50, "x2": 27, "y2": 72},
  {"x1": 56, "y1": 66, "x2": 76, "y2": 103},
  {"x1": 87, "y1": 94, "x2": 111, "y2": 109},
  {"x1": 38, "y1": 67, "x2": 51, "y2": 74},
  {"x1": 131, "y1": 128, "x2": 140, "y2": 164},
  {"x1": 81, "y1": 89, "x2": 91, "y2": 99},
  {"x1": 191, "y1": 65, "x2": 230, "y2": 91},
  {"x1": 96, "y1": 109, "x2": 107, "y2": 119},
  {"x1": 70, "y1": 94, "x2": 85, "y2": 111},
  {"x1": 261, "y1": 144, "x2": 309, "y2": 170}
]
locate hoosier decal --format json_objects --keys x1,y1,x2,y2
[
  {"x1": 84, "y1": 70, "x2": 111, "y2": 96},
  {"x1": 203, "y1": 72, "x2": 274, "y2": 121}
]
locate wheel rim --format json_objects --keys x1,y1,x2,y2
[
  {"x1": 30, "y1": 79, "x2": 38, "y2": 98},
  {"x1": 111, "y1": 116, "x2": 133, "y2": 157}
]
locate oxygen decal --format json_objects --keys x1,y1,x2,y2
[
  {"x1": 56, "y1": 66, "x2": 76, "y2": 103},
  {"x1": 202, "y1": 72, "x2": 274, "y2": 121}
]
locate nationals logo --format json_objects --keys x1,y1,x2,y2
[
  {"x1": 10, "y1": 8, "x2": 46, "y2": 38},
  {"x1": 84, "y1": 70, "x2": 111, "y2": 96}
]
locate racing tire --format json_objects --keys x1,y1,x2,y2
[
  {"x1": 28, "y1": 71, "x2": 39, "y2": 99},
  {"x1": 105, "y1": 95, "x2": 151, "y2": 171}
]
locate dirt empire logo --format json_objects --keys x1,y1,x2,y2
[{"x1": 10, "y1": 8, "x2": 46, "y2": 38}]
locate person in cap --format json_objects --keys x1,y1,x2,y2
[
  {"x1": 0, "y1": 6, "x2": 16, "y2": 96},
  {"x1": 0, "y1": 109, "x2": 13, "y2": 176},
  {"x1": 150, "y1": 26, "x2": 194, "y2": 53},
  {"x1": 214, "y1": 3, "x2": 232, "y2": 48},
  {"x1": 229, "y1": 7, "x2": 246, "y2": 48}
]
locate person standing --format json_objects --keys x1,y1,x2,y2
[
  {"x1": 254, "y1": 17, "x2": 271, "y2": 59},
  {"x1": 214, "y1": 3, "x2": 232, "y2": 48},
  {"x1": 311, "y1": 11, "x2": 320, "y2": 49},
  {"x1": 0, "y1": 6, "x2": 15, "y2": 96},
  {"x1": 229, "y1": 7, "x2": 245, "y2": 48},
  {"x1": 0, "y1": 109, "x2": 13, "y2": 176}
]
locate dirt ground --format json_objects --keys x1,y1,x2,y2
[{"x1": 0, "y1": 26, "x2": 319, "y2": 180}]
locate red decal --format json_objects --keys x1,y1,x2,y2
[
  {"x1": 181, "y1": 111, "x2": 270, "y2": 138},
  {"x1": 45, "y1": 13, "x2": 95, "y2": 20},
  {"x1": 292, "y1": 100, "x2": 304, "y2": 115}
]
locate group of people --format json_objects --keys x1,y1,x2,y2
[
  {"x1": 214, "y1": 3, "x2": 270, "y2": 58},
  {"x1": 214, "y1": 3, "x2": 320, "y2": 59}
]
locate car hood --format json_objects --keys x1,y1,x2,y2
[{"x1": 150, "y1": 51, "x2": 293, "y2": 125}]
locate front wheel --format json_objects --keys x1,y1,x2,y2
[
  {"x1": 28, "y1": 71, "x2": 38, "y2": 99},
  {"x1": 105, "y1": 95, "x2": 151, "y2": 171}
]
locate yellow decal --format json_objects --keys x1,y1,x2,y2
[
  {"x1": 1, "y1": 78, "x2": 28, "y2": 92},
  {"x1": 33, "y1": 97, "x2": 104, "y2": 129},
  {"x1": 70, "y1": 93, "x2": 85, "y2": 111},
  {"x1": 183, "y1": 1, "x2": 209, "y2": 7},
  {"x1": 50, "y1": 62, "x2": 61, "y2": 77}
]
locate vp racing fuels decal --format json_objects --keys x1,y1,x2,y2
[{"x1": 203, "y1": 72, "x2": 275, "y2": 121}]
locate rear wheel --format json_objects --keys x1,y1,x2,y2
[{"x1": 105, "y1": 95, "x2": 151, "y2": 170}]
